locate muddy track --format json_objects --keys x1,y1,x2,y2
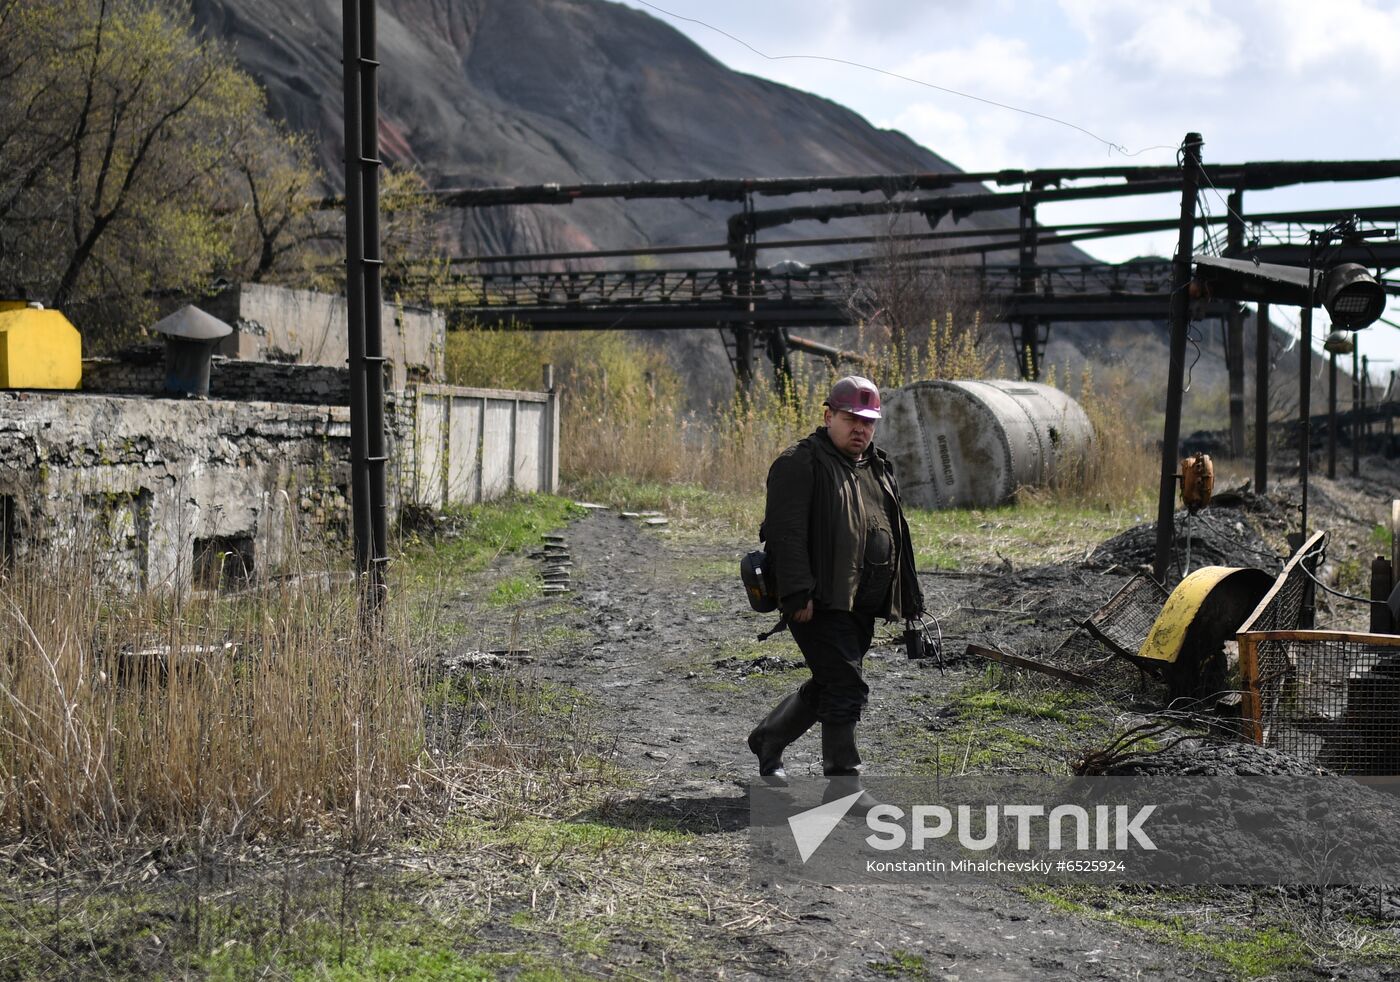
[{"x1": 512, "y1": 510, "x2": 1226, "y2": 981}]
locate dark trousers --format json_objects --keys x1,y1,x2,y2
[{"x1": 790, "y1": 609, "x2": 875, "y2": 726}]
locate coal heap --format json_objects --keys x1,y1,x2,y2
[
  {"x1": 1088, "y1": 507, "x2": 1281, "y2": 574},
  {"x1": 1105, "y1": 741, "x2": 1331, "y2": 777}
]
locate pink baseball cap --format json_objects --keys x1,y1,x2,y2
[{"x1": 825, "y1": 375, "x2": 882, "y2": 419}]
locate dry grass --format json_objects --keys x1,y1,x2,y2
[
  {"x1": 0, "y1": 526, "x2": 426, "y2": 855},
  {"x1": 446, "y1": 320, "x2": 1157, "y2": 504}
]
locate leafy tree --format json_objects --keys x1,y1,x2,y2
[
  {"x1": 0, "y1": 0, "x2": 326, "y2": 346},
  {"x1": 226, "y1": 120, "x2": 335, "y2": 287}
]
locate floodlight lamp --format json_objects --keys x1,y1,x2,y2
[
  {"x1": 1323, "y1": 330, "x2": 1354, "y2": 355},
  {"x1": 1320, "y1": 263, "x2": 1385, "y2": 329}
]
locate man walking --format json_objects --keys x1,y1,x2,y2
[{"x1": 747, "y1": 375, "x2": 923, "y2": 802}]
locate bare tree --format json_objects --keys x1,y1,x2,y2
[{"x1": 843, "y1": 210, "x2": 991, "y2": 383}]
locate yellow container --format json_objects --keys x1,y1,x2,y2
[{"x1": 0, "y1": 304, "x2": 82, "y2": 389}]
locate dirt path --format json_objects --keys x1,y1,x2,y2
[{"x1": 513, "y1": 509, "x2": 1226, "y2": 981}]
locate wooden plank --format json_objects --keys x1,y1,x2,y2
[
  {"x1": 963, "y1": 643, "x2": 1098, "y2": 688},
  {"x1": 1236, "y1": 634, "x2": 1264, "y2": 744},
  {"x1": 1237, "y1": 629, "x2": 1400, "y2": 646}
]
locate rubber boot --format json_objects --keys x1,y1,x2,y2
[
  {"x1": 747, "y1": 691, "x2": 817, "y2": 784},
  {"x1": 821, "y1": 721, "x2": 882, "y2": 812}
]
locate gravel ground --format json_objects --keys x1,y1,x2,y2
[{"x1": 448, "y1": 463, "x2": 1400, "y2": 980}]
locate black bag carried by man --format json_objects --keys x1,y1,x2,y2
[{"x1": 740, "y1": 549, "x2": 778, "y2": 613}]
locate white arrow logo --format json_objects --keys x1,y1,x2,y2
[{"x1": 787, "y1": 791, "x2": 864, "y2": 863}]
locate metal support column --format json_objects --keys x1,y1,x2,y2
[
  {"x1": 342, "y1": 0, "x2": 388, "y2": 618},
  {"x1": 731, "y1": 194, "x2": 757, "y2": 391},
  {"x1": 1012, "y1": 190, "x2": 1045, "y2": 380},
  {"x1": 1362, "y1": 353, "x2": 1370, "y2": 454},
  {"x1": 1299, "y1": 258, "x2": 1316, "y2": 536},
  {"x1": 1226, "y1": 190, "x2": 1246, "y2": 457},
  {"x1": 1255, "y1": 303, "x2": 1270, "y2": 493},
  {"x1": 1327, "y1": 350, "x2": 1338, "y2": 479},
  {"x1": 1154, "y1": 132, "x2": 1203, "y2": 584},
  {"x1": 1353, "y1": 342, "x2": 1361, "y2": 477}
]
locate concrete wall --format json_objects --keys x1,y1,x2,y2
[
  {"x1": 0, "y1": 392, "x2": 364, "y2": 592},
  {"x1": 403, "y1": 383, "x2": 560, "y2": 507},
  {"x1": 204, "y1": 283, "x2": 445, "y2": 389},
  {"x1": 0, "y1": 379, "x2": 559, "y2": 593}
]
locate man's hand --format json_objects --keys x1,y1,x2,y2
[{"x1": 791, "y1": 600, "x2": 814, "y2": 623}]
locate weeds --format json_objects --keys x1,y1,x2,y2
[
  {"x1": 0, "y1": 536, "x2": 424, "y2": 854},
  {"x1": 445, "y1": 323, "x2": 1159, "y2": 507}
]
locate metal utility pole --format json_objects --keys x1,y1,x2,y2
[
  {"x1": 1255, "y1": 303, "x2": 1270, "y2": 493},
  {"x1": 1226, "y1": 191, "x2": 1246, "y2": 457},
  {"x1": 342, "y1": 0, "x2": 388, "y2": 617},
  {"x1": 1154, "y1": 132, "x2": 1204, "y2": 583},
  {"x1": 1299, "y1": 249, "x2": 1316, "y2": 536},
  {"x1": 1353, "y1": 342, "x2": 1361, "y2": 478},
  {"x1": 1362, "y1": 353, "x2": 1370, "y2": 454},
  {"x1": 1014, "y1": 189, "x2": 1045, "y2": 380},
  {"x1": 731, "y1": 194, "x2": 758, "y2": 391},
  {"x1": 1327, "y1": 349, "x2": 1338, "y2": 479}
]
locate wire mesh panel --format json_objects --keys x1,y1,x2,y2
[
  {"x1": 1239, "y1": 630, "x2": 1400, "y2": 775},
  {"x1": 1083, "y1": 573, "x2": 1170, "y2": 660},
  {"x1": 1238, "y1": 529, "x2": 1327, "y2": 636}
]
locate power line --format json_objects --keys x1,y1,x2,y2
[{"x1": 628, "y1": 0, "x2": 1176, "y2": 159}]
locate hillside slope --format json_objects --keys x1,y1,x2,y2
[{"x1": 189, "y1": 0, "x2": 1251, "y2": 415}]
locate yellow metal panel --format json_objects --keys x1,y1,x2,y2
[
  {"x1": 1137, "y1": 566, "x2": 1244, "y2": 664},
  {"x1": 0, "y1": 308, "x2": 82, "y2": 390}
]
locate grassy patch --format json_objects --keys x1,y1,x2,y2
[
  {"x1": 400, "y1": 495, "x2": 581, "y2": 589},
  {"x1": 896, "y1": 669, "x2": 1109, "y2": 775},
  {"x1": 441, "y1": 813, "x2": 695, "y2": 855},
  {"x1": 566, "y1": 476, "x2": 761, "y2": 527},
  {"x1": 488, "y1": 574, "x2": 541, "y2": 606},
  {"x1": 905, "y1": 498, "x2": 1150, "y2": 572},
  {"x1": 1371, "y1": 523, "x2": 1393, "y2": 552},
  {"x1": 1021, "y1": 885, "x2": 1319, "y2": 979},
  {"x1": 869, "y1": 948, "x2": 933, "y2": 978}
]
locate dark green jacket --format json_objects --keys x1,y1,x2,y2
[{"x1": 762, "y1": 427, "x2": 923, "y2": 621}]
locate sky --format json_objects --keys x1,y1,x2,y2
[{"x1": 614, "y1": 0, "x2": 1400, "y2": 381}]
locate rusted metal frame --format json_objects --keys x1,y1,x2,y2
[
  {"x1": 1241, "y1": 241, "x2": 1400, "y2": 268},
  {"x1": 1155, "y1": 133, "x2": 1205, "y2": 583},
  {"x1": 735, "y1": 179, "x2": 1189, "y2": 238},
  {"x1": 1237, "y1": 633, "x2": 1264, "y2": 743},
  {"x1": 389, "y1": 159, "x2": 1400, "y2": 210},
  {"x1": 1002, "y1": 296, "x2": 1235, "y2": 320},
  {"x1": 1240, "y1": 629, "x2": 1400, "y2": 644},
  {"x1": 433, "y1": 205, "x2": 1400, "y2": 267}
]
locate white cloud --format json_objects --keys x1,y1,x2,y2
[{"x1": 613, "y1": 0, "x2": 1400, "y2": 364}]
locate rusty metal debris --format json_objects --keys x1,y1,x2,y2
[{"x1": 963, "y1": 643, "x2": 1097, "y2": 688}]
